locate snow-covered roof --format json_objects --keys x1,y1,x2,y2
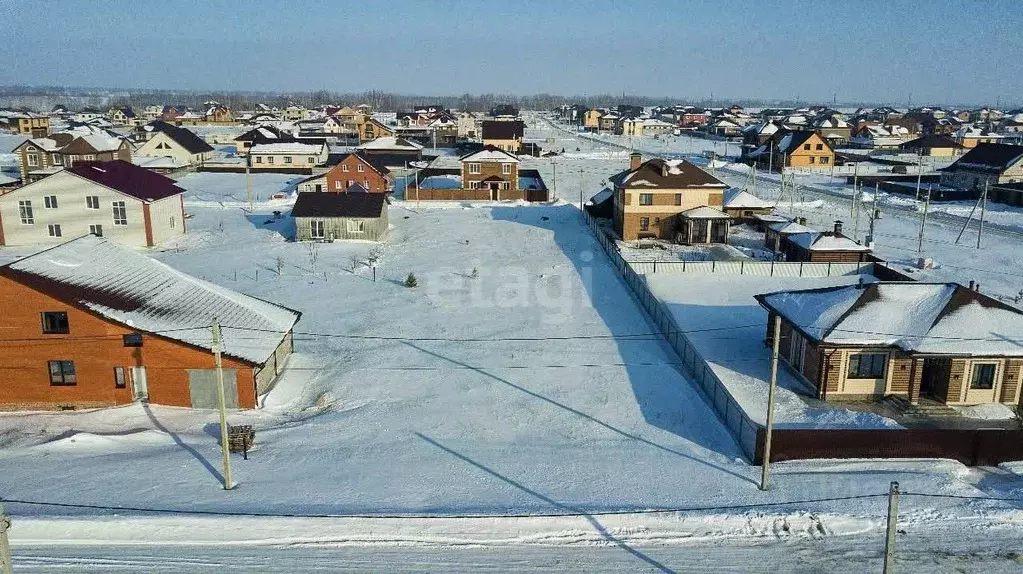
[
  {"x1": 357, "y1": 137, "x2": 424, "y2": 151},
  {"x1": 724, "y1": 188, "x2": 774, "y2": 209},
  {"x1": 249, "y1": 142, "x2": 324, "y2": 154},
  {"x1": 79, "y1": 134, "x2": 125, "y2": 152},
  {"x1": 2, "y1": 236, "x2": 301, "y2": 364},
  {"x1": 787, "y1": 232, "x2": 871, "y2": 252},
  {"x1": 768, "y1": 220, "x2": 815, "y2": 235},
  {"x1": 757, "y1": 283, "x2": 1023, "y2": 355},
  {"x1": 679, "y1": 206, "x2": 731, "y2": 219},
  {"x1": 460, "y1": 147, "x2": 520, "y2": 163}
]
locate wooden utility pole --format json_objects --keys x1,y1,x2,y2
[
  {"x1": 0, "y1": 500, "x2": 12, "y2": 574},
  {"x1": 883, "y1": 481, "x2": 901, "y2": 574},
  {"x1": 760, "y1": 315, "x2": 782, "y2": 491},
  {"x1": 867, "y1": 183, "x2": 880, "y2": 246},
  {"x1": 917, "y1": 187, "x2": 930, "y2": 253},
  {"x1": 552, "y1": 157, "x2": 557, "y2": 202},
  {"x1": 211, "y1": 319, "x2": 234, "y2": 490},
  {"x1": 245, "y1": 155, "x2": 253, "y2": 210},
  {"x1": 850, "y1": 161, "x2": 859, "y2": 216},
  {"x1": 914, "y1": 149, "x2": 923, "y2": 201}
]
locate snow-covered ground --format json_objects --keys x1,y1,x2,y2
[{"x1": 3, "y1": 118, "x2": 1023, "y2": 569}]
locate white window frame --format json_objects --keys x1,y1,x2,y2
[
  {"x1": 89, "y1": 224, "x2": 103, "y2": 237},
  {"x1": 18, "y1": 200, "x2": 33, "y2": 224},
  {"x1": 44, "y1": 195, "x2": 58, "y2": 209},
  {"x1": 112, "y1": 201, "x2": 128, "y2": 226},
  {"x1": 357, "y1": 163, "x2": 364, "y2": 172},
  {"x1": 52, "y1": 153, "x2": 62, "y2": 165},
  {"x1": 284, "y1": 156, "x2": 293, "y2": 164},
  {"x1": 47, "y1": 223, "x2": 62, "y2": 237},
  {"x1": 342, "y1": 164, "x2": 349, "y2": 172},
  {"x1": 86, "y1": 196, "x2": 100, "y2": 209},
  {"x1": 27, "y1": 153, "x2": 39, "y2": 167},
  {"x1": 310, "y1": 220, "x2": 325, "y2": 239},
  {"x1": 502, "y1": 163, "x2": 511, "y2": 175},
  {"x1": 469, "y1": 163, "x2": 481, "y2": 174},
  {"x1": 267, "y1": 156, "x2": 275, "y2": 164},
  {"x1": 345, "y1": 219, "x2": 364, "y2": 234}
]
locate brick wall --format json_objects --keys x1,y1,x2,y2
[
  {"x1": 0, "y1": 275, "x2": 258, "y2": 410},
  {"x1": 1001, "y1": 359, "x2": 1022, "y2": 404}
]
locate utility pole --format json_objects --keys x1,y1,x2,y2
[
  {"x1": 917, "y1": 187, "x2": 930, "y2": 253},
  {"x1": 977, "y1": 180, "x2": 987, "y2": 249},
  {"x1": 850, "y1": 161, "x2": 859, "y2": 216},
  {"x1": 914, "y1": 149, "x2": 923, "y2": 200},
  {"x1": 867, "y1": 183, "x2": 880, "y2": 246},
  {"x1": 759, "y1": 315, "x2": 781, "y2": 491},
  {"x1": 0, "y1": 500, "x2": 12, "y2": 574},
  {"x1": 578, "y1": 168, "x2": 584, "y2": 211},
  {"x1": 245, "y1": 154, "x2": 253, "y2": 210},
  {"x1": 883, "y1": 481, "x2": 900, "y2": 574},
  {"x1": 853, "y1": 184, "x2": 861, "y2": 242},
  {"x1": 211, "y1": 319, "x2": 234, "y2": 490},
  {"x1": 552, "y1": 156, "x2": 557, "y2": 202}
]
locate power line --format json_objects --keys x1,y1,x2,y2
[{"x1": 0, "y1": 493, "x2": 890, "y2": 520}]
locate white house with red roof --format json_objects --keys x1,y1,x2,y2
[{"x1": 0, "y1": 160, "x2": 185, "y2": 248}]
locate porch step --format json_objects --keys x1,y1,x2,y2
[{"x1": 882, "y1": 395, "x2": 961, "y2": 418}]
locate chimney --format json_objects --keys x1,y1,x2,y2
[
  {"x1": 797, "y1": 217, "x2": 807, "y2": 226},
  {"x1": 834, "y1": 220, "x2": 843, "y2": 235},
  {"x1": 969, "y1": 280, "x2": 975, "y2": 290},
  {"x1": 975, "y1": 283, "x2": 981, "y2": 292},
  {"x1": 858, "y1": 277, "x2": 865, "y2": 289},
  {"x1": 630, "y1": 152, "x2": 642, "y2": 170}
]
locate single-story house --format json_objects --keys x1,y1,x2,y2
[
  {"x1": 291, "y1": 191, "x2": 388, "y2": 242},
  {"x1": 755, "y1": 281, "x2": 1023, "y2": 406},
  {"x1": 780, "y1": 221, "x2": 872, "y2": 263},
  {"x1": 0, "y1": 235, "x2": 300, "y2": 410},
  {"x1": 723, "y1": 188, "x2": 776, "y2": 220},
  {"x1": 249, "y1": 142, "x2": 327, "y2": 173},
  {"x1": 899, "y1": 134, "x2": 964, "y2": 157},
  {"x1": 135, "y1": 121, "x2": 214, "y2": 166}
]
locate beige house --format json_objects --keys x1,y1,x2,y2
[
  {"x1": 611, "y1": 153, "x2": 729, "y2": 241},
  {"x1": 757, "y1": 282, "x2": 1023, "y2": 406},
  {"x1": 249, "y1": 143, "x2": 327, "y2": 172},
  {"x1": 0, "y1": 160, "x2": 185, "y2": 248},
  {"x1": 583, "y1": 109, "x2": 603, "y2": 132},
  {"x1": 481, "y1": 120, "x2": 524, "y2": 153},
  {"x1": 939, "y1": 143, "x2": 1023, "y2": 191},
  {"x1": 292, "y1": 192, "x2": 388, "y2": 242},
  {"x1": 135, "y1": 123, "x2": 214, "y2": 166}
]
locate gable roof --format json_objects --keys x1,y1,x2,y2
[
  {"x1": 291, "y1": 191, "x2": 386, "y2": 218},
  {"x1": 357, "y1": 136, "x2": 424, "y2": 151},
  {"x1": 0, "y1": 235, "x2": 301, "y2": 364},
  {"x1": 787, "y1": 232, "x2": 871, "y2": 252},
  {"x1": 755, "y1": 282, "x2": 1023, "y2": 356},
  {"x1": 899, "y1": 134, "x2": 963, "y2": 151},
  {"x1": 66, "y1": 160, "x2": 185, "y2": 202},
  {"x1": 724, "y1": 188, "x2": 775, "y2": 209},
  {"x1": 460, "y1": 145, "x2": 520, "y2": 163},
  {"x1": 775, "y1": 130, "x2": 829, "y2": 154},
  {"x1": 612, "y1": 158, "x2": 727, "y2": 189},
  {"x1": 330, "y1": 153, "x2": 391, "y2": 178},
  {"x1": 942, "y1": 143, "x2": 1023, "y2": 173},
  {"x1": 144, "y1": 121, "x2": 215, "y2": 154}
]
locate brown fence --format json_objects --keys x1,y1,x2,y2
[{"x1": 756, "y1": 427, "x2": 1023, "y2": 466}]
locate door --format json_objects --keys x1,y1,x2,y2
[
  {"x1": 490, "y1": 182, "x2": 500, "y2": 201},
  {"x1": 131, "y1": 367, "x2": 148, "y2": 401},
  {"x1": 314, "y1": 184, "x2": 322, "y2": 192}
]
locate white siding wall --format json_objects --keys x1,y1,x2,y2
[
  {"x1": 0, "y1": 172, "x2": 148, "y2": 247},
  {"x1": 148, "y1": 195, "x2": 186, "y2": 245},
  {"x1": 136, "y1": 131, "x2": 208, "y2": 165}
]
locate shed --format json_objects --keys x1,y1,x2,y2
[{"x1": 292, "y1": 192, "x2": 388, "y2": 242}]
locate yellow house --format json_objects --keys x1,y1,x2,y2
[
  {"x1": 9, "y1": 113, "x2": 50, "y2": 137},
  {"x1": 583, "y1": 109, "x2": 602, "y2": 132},
  {"x1": 768, "y1": 130, "x2": 834, "y2": 171},
  {"x1": 358, "y1": 118, "x2": 394, "y2": 142}
]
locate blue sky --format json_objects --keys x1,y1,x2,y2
[{"x1": 1, "y1": 0, "x2": 1020, "y2": 106}]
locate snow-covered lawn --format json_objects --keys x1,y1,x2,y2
[{"x1": 175, "y1": 171, "x2": 303, "y2": 206}]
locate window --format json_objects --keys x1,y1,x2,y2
[
  {"x1": 815, "y1": 144, "x2": 823, "y2": 151},
  {"x1": 284, "y1": 156, "x2": 293, "y2": 164},
  {"x1": 27, "y1": 153, "x2": 38, "y2": 166},
  {"x1": 169, "y1": 216, "x2": 175, "y2": 228},
  {"x1": 307, "y1": 157, "x2": 314, "y2": 164},
  {"x1": 83, "y1": 154, "x2": 94, "y2": 161},
  {"x1": 802, "y1": 144, "x2": 811, "y2": 150},
  {"x1": 48, "y1": 360, "x2": 76, "y2": 386},
  {"x1": 86, "y1": 196, "x2": 100, "y2": 209},
  {"x1": 310, "y1": 220, "x2": 325, "y2": 239},
  {"x1": 847, "y1": 353, "x2": 887, "y2": 379},
  {"x1": 357, "y1": 163, "x2": 364, "y2": 172},
  {"x1": 122, "y1": 333, "x2": 143, "y2": 347},
  {"x1": 267, "y1": 156, "x2": 274, "y2": 164},
  {"x1": 469, "y1": 163, "x2": 481, "y2": 174},
  {"x1": 674, "y1": 193, "x2": 682, "y2": 206},
  {"x1": 114, "y1": 367, "x2": 126, "y2": 388},
  {"x1": 47, "y1": 223, "x2": 62, "y2": 237},
  {"x1": 500, "y1": 181, "x2": 510, "y2": 190},
  {"x1": 639, "y1": 193, "x2": 653, "y2": 205},
  {"x1": 639, "y1": 217, "x2": 650, "y2": 231},
  {"x1": 89, "y1": 224, "x2": 103, "y2": 237},
  {"x1": 502, "y1": 163, "x2": 511, "y2": 175},
  {"x1": 971, "y1": 363, "x2": 997, "y2": 390},
  {"x1": 19, "y1": 200, "x2": 33, "y2": 224},
  {"x1": 470, "y1": 181, "x2": 480, "y2": 189},
  {"x1": 52, "y1": 153, "x2": 62, "y2": 165},
  {"x1": 112, "y1": 201, "x2": 127, "y2": 225},
  {"x1": 334, "y1": 180, "x2": 342, "y2": 190},
  {"x1": 346, "y1": 219, "x2": 365, "y2": 233},
  {"x1": 809, "y1": 156, "x2": 816, "y2": 164},
  {"x1": 44, "y1": 195, "x2": 58, "y2": 208},
  {"x1": 41, "y1": 311, "x2": 69, "y2": 334},
  {"x1": 342, "y1": 164, "x2": 349, "y2": 172},
  {"x1": 821, "y1": 156, "x2": 830, "y2": 165},
  {"x1": 255, "y1": 156, "x2": 263, "y2": 164}
]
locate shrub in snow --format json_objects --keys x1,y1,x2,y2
[
  {"x1": 470, "y1": 267, "x2": 479, "y2": 279},
  {"x1": 404, "y1": 273, "x2": 418, "y2": 288}
]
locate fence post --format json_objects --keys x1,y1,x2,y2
[
  {"x1": 770, "y1": 260, "x2": 774, "y2": 277},
  {"x1": 827, "y1": 262, "x2": 832, "y2": 277},
  {"x1": 712, "y1": 260, "x2": 716, "y2": 273},
  {"x1": 799, "y1": 261, "x2": 804, "y2": 277},
  {"x1": 683, "y1": 259, "x2": 686, "y2": 273},
  {"x1": 653, "y1": 260, "x2": 657, "y2": 274},
  {"x1": 740, "y1": 260, "x2": 744, "y2": 275}
]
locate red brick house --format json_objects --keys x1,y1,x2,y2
[
  {"x1": 0, "y1": 235, "x2": 301, "y2": 411},
  {"x1": 324, "y1": 153, "x2": 391, "y2": 193}
]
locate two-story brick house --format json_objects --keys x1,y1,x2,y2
[
  {"x1": 13, "y1": 130, "x2": 133, "y2": 183},
  {"x1": 611, "y1": 153, "x2": 730, "y2": 241},
  {"x1": 324, "y1": 153, "x2": 391, "y2": 193},
  {"x1": 481, "y1": 120, "x2": 524, "y2": 153}
]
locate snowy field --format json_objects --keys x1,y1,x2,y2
[{"x1": 3, "y1": 120, "x2": 1023, "y2": 569}]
